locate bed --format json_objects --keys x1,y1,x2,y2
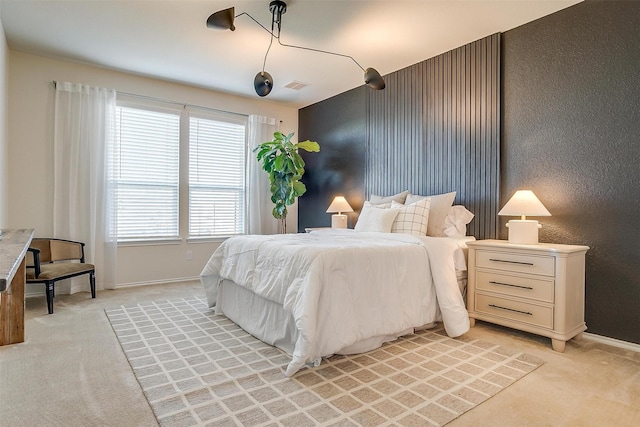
[{"x1": 200, "y1": 227, "x2": 473, "y2": 376}]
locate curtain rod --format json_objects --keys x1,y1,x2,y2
[{"x1": 51, "y1": 80, "x2": 251, "y2": 119}]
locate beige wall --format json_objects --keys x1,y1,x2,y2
[
  {"x1": 7, "y1": 50, "x2": 298, "y2": 289},
  {"x1": 0, "y1": 15, "x2": 8, "y2": 226}
]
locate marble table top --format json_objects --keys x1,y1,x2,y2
[{"x1": 0, "y1": 229, "x2": 34, "y2": 292}]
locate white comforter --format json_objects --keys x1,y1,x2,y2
[{"x1": 200, "y1": 229, "x2": 470, "y2": 375}]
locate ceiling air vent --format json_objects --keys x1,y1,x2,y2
[{"x1": 284, "y1": 81, "x2": 310, "y2": 91}]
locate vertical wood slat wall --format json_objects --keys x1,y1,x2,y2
[{"x1": 366, "y1": 34, "x2": 501, "y2": 239}]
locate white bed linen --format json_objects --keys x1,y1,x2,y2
[
  {"x1": 200, "y1": 229, "x2": 470, "y2": 375},
  {"x1": 216, "y1": 279, "x2": 429, "y2": 359}
]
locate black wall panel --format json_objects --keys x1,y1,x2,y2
[
  {"x1": 298, "y1": 87, "x2": 367, "y2": 231},
  {"x1": 300, "y1": 34, "x2": 501, "y2": 239},
  {"x1": 502, "y1": 0, "x2": 640, "y2": 344},
  {"x1": 367, "y1": 34, "x2": 501, "y2": 239}
]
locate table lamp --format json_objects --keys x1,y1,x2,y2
[
  {"x1": 498, "y1": 190, "x2": 551, "y2": 244},
  {"x1": 326, "y1": 196, "x2": 353, "y2": 228}
]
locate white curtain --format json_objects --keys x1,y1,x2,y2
[
  {"x1": 247, "y1": 115, "x2": 279, "y2": 235},
  {"x1": 53, "y1": 81, "x2": 117, "y2": 293}
]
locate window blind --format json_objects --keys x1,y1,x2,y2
[
  {"x1": 114, "y1": 106, "x2": 180, "y2": 241},
  {"x1": 189, "y1": 113, "x2": 247, "y2": 237}
]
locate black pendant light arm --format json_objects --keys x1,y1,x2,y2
[
  {"x1": 206, "y1": 0, "x2": 385, "y2": 94},
  {"x1": 275, "y1": 37, "x2": 385, "y2": 90},
  {"x1": 261, "y1": 15, "x2": 276, "y2": 73},
  {"x1": 231, "y1": 11, "x2": 366, "y2": 72},
  {"x1": 276, "y1": 38, "x2": 365, "y2": 72},
  {"x1": 225, "y1": 11, "x2": 276, "y2": 73},
  {"x1": 234, "y1": 12, "x2": 273, "y2": 35}
]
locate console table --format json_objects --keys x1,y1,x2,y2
[{"x1": 0, "y1": 229, "x2": 34, "y2": 345}]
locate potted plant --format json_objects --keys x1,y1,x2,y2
[{"x1": 254, "y1": 131, "x2": 320, "y2": 233}]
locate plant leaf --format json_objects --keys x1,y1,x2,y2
[
  {"x1": 291, "y1": 151, "x2": 305, "y2": 170},
  {"x1": 296, "y1": 140, "x2": 320, "y2": 152},
  {"x1": 285, "y1": 158, "x2": 296, "y2": 174},
  {"x1": 273, "y1": 131, "x2": 285, "y2": 142},
  {"x1": 292, "y1": 181, "x2": 306, "y2": 196},
  {"x1": 274, "y1": 154, "x2": 286, "y2": 171}
]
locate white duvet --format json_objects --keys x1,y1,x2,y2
[{"x1": 200, "y1": 229, "x2": 470, "y2": 375}]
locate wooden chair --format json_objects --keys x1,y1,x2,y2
[{"x1": 26, "y1": 238, "x2": 96, "y2": 314}]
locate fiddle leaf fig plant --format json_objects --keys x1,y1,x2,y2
[{"x1": 254, "y1": 131, "x2": 320, "y2": 233}]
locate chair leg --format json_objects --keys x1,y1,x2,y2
[
  {"x1": 45, "y1": 282, "x2": 54, "y2": 314},
  {"x1": 90, "y1": 271, "x2": 96, "y2": 299}
]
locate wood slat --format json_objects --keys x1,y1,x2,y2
[{"x1": 366, "y1": 34, "x2": 501, "y2": 239}]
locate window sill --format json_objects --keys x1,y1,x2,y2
[
  {"x1": 186, "y1": 236, "x2": 231, "y2": 244},
  {"x1": 116, "y1": 236, "x2": 236, "y2": 247},
  {"x1": 117, "y1": 238, "x2": 182, "y2": 247}
]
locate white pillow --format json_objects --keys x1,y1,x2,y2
[
  {"x1": 354, "y1": 205, "x2": 399, "y2": 233},
  {"x1": 405, "y1": 191, "x2": 456, "y2": 237},
  {"x1": 443, "y1": 205, "x2": 474, "y2": 237},
  {"x1": 369, "y1": 190, "x2": 409, "y2": 205},
  {"x1": 363, "y1": 200, "x2": 392, "y2": 209},
  {"x1": 390, "y1": 199, "x2": 431, "y2": 235}
]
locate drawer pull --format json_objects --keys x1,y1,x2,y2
[
  {"x1": 489, "y1": 280, "x2": 534, "y2": 290},
  {"x1": 489, "y1": 258, "x2": 534, "y2": 266},
  {"x1": 488, "y1": 304, "x2": 533, "y2": 316}
]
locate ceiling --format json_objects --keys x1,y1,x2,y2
[{"x1": 0, "y1": 0, "x2": 581, "y2": 108}]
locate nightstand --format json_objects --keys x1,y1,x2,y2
[{"x1": 466, "y1": 239, "x2": 589, "y2": 352}]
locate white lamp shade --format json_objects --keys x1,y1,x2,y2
[
  {"x1": 498, "y1": 190, "x2": 551, "y2": 219},
  {"x1": 326, "y1": 196, "x2": 353, "y2": 214}
]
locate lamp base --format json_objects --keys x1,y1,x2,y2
[
  {"x1": 506, "y1": 220, "x2": 541, "y2": 245},
  {"x1": 331, "y1": 214, "x2": 347, "y2": 228}
]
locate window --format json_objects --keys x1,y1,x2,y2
[
  {"x1": 189, "y1": 112, "x2": 247, "y2": 237},
  {"x1": 114, "y1": 104, "x2": 180, "y2": 241},
  {"x1": 113, "y1": 98, "x2": 247, "y2": 242}
]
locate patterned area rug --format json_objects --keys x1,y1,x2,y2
[{"x1": 106, "y1": 297, "x2": 543, "y2": 426}]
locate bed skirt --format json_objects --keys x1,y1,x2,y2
[{"x1": 216, "y1": 271, "x2": 467, "y2": 360}]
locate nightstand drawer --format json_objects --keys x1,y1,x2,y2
[
  {"x1": 476, "y1": 250, "x2": 555, "y2": 276},
  {"x1": 476, "y1": 293, "x2": 553, "y2": 329},
  {"x1": 476, "y1": 271, "x2": 554, "y2": 303}
]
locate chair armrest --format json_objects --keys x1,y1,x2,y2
[{"x1": 27, "y1": 247, "x2": 41, "y2": 278}]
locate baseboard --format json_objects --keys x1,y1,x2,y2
[
  {"x1": 25, "y1": 277, "x2": 200, "y2": 298},
  {"x1": 583, "y1": 332, "x2": 640, "y2": 353},
  {"x1": 26, "y1": 289, "x2": 44, "y2": 298},
  {"x1": 116, "y1": 276, "x2": 200, "y2": 288},
  {"x1": 25, "y1": 282, "x2": 48, "y2": 298}
]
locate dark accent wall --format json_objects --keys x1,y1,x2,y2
[
  {"x1": 299, "y1": 1, "x2": 640, "y2": 345},
  {"x1": 367, "y1": 34, "x2": 500, "y2": 239},
  {"x1": 298, "y1": 87, "x2": 367, "y2": 230},
  {"x1": 501, "y1": 0, "x2": 640, "y2": 344},
  {"x1": 299, "y1": 34, "x2": 501, "y2": 239}
]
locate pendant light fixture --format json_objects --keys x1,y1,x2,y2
[{"x1": 206, "y1": 0, "x2": 386, "y2": 97}]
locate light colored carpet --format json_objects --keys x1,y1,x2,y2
[{"x1": 106, "y1": 296, "x2": 543, "y2": 426}]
